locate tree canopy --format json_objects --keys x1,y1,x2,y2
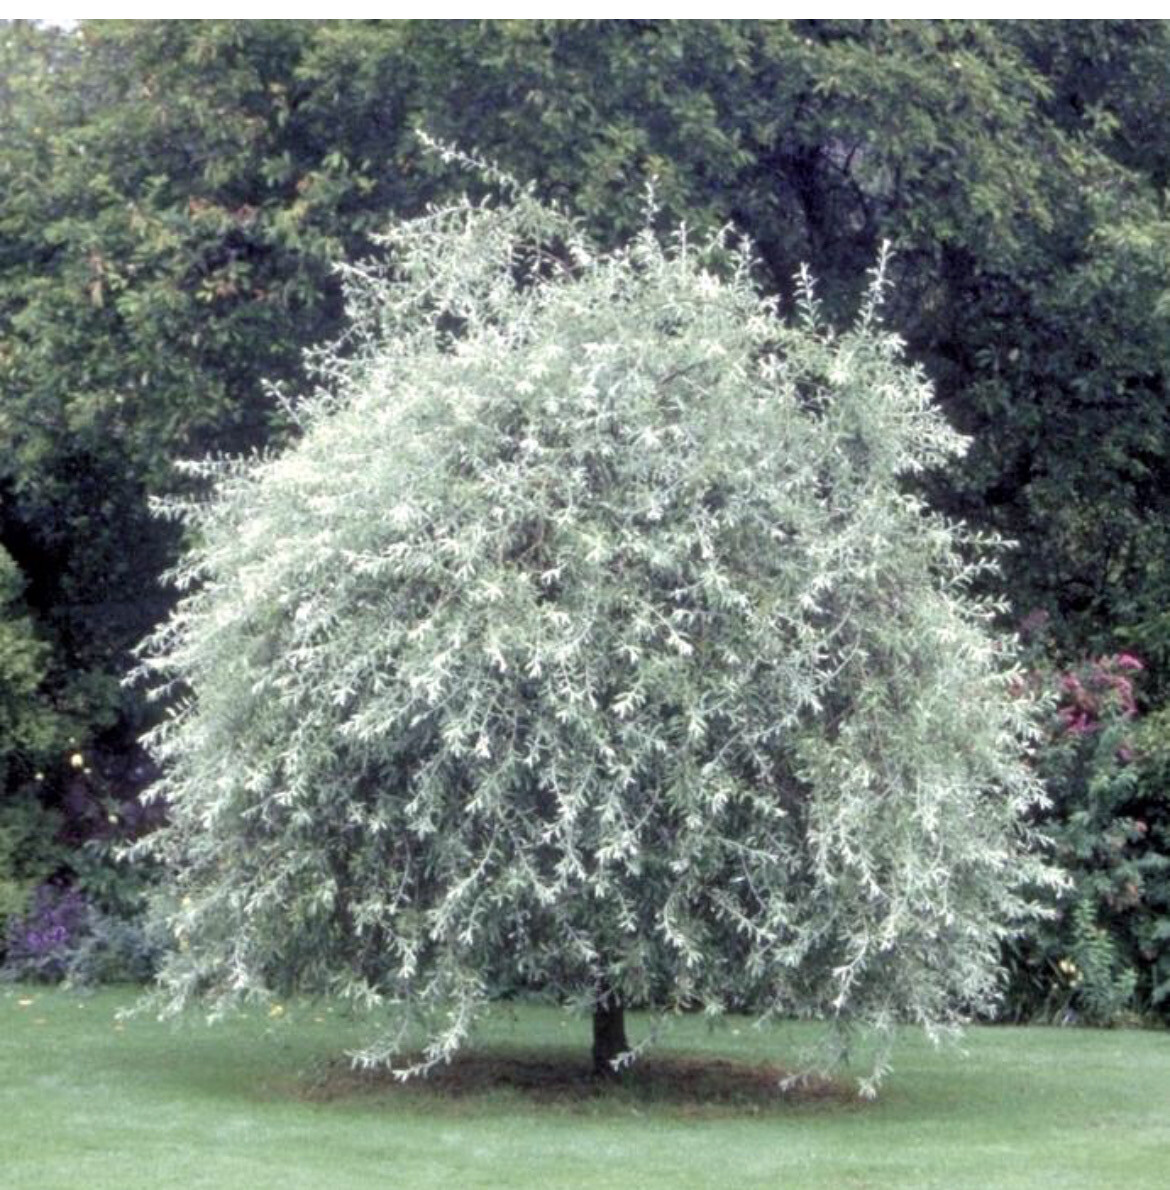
[
  {"x1": 2, "y1": 16, "x2": 1167, "y2": 1027},
  {"x1": 133, "y1": 170, "x2": 1054, "y2": 1091}
]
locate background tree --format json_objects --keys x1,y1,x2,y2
[
  {"x1": 133, "y1": 174, "x2": 1054, "y2": 1091},
  {"x1": 0, "y1": 544, "x2": 61, "y2": 942},
  {"x1": 2, "y1": 18, "x2": 1167, "y2": 1013}
]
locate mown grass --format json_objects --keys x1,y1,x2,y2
[{"x1": 2, "y1": 985, "x2": 1167, "y2": 1189}]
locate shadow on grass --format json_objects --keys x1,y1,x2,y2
[{"x1": 296, "y1": 1048, "x2": 862, "y2": 1118}]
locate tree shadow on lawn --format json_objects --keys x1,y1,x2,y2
[{"x1": 295, "y1": 1048, "x2": 863, "y2": 1118}]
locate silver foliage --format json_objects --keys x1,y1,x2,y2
[{"x1": 131, "y1": 170, "x2": 1057, "y2": 1093}]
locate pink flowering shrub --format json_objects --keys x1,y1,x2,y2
[
  {"x1": 1004, "y1": 635, "x2": 1170, "y2": 1023},
  {"x1": 1056, "y1": 653, "x2": 1142, "y2": 737}
]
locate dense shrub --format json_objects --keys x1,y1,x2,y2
[
  {"x1": 1, "y1": 883, "x2": 88, "y2": 982},
  {"x1": 1, "y1": 877, "x2": 160, "y2": 986},
  {"x1": 1004, "y1": 645, "x2": 1170, "y2": 1023},
  {"x1": 1130, "y1": 703, "x2": 1170, "y2": 1016},
  {"x1": 0, "y1": 792, "x2": 62, "y2": 950},
  {"x1": 1, "y1": 774, "x2": 160, "y2": 984}
]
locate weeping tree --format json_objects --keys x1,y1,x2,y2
[{"x1": 132, "y1": 156, "x2": 1055, "y2": 1093}]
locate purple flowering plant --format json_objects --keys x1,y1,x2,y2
[{"x1": 2, "y1": 883, "x2": 88, "y2": 981}]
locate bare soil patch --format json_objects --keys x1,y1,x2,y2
[{"x1": 298, "y1": 1048, "x2": 857, "y2": 1115}]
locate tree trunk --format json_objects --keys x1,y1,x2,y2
[{"x1": 592, "y1": 980, "x2": 629, "y2": 1076}]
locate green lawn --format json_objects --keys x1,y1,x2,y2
[{"x1": 2, "y1": 985, "x2": 1167, "y2": 1189}]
